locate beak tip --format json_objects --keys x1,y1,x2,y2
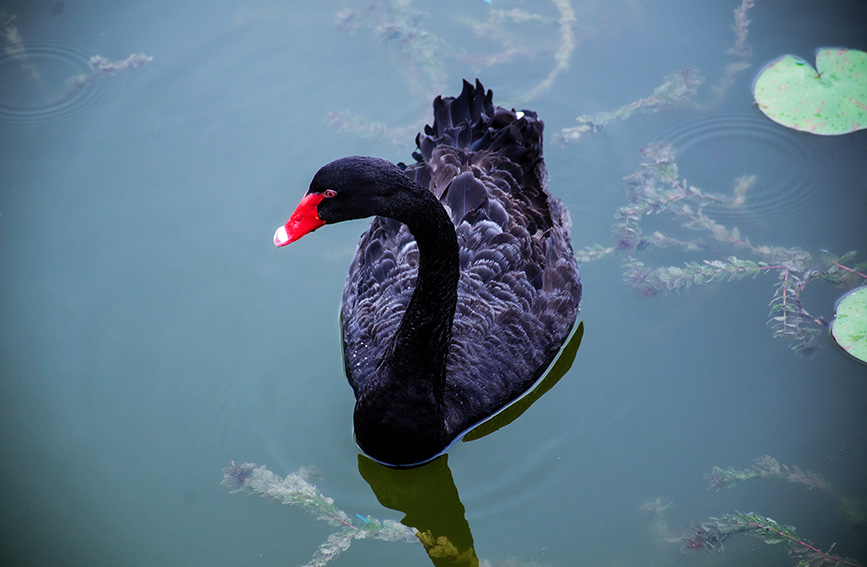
[{"x1": 274, "y1": 225, "x2": 290, "y2": 247}]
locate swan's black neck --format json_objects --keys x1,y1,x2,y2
[{"x1": 353, "y1": 176, "x2": 459, "y2": 464}]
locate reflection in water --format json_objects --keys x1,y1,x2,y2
[{"x1": 359, "y1": 455, "x2": 477, "y2": 567}]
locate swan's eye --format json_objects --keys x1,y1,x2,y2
[{"x1": 324, "y1": 189, "x2": 337, "y2": 198}]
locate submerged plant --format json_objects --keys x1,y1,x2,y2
[
  {"x1": 705, "y1": 456, "x2": 867, "y2": 529},
  {"x1": 728, "y1": 0, "x2": 755, "y2": 59},
  {"x1": 643, "y1": 457, "x2": 864, "y2": 566},
  {"x1": 326, "y1": 109, "x2": 418, "y2": 146},
  {"x1": 328, "y1": 0, "x2": 577, "y2": 142},
  {"x1": 515, "y1": 0, "x2": 575, "y2": 102},
  {"x1": 682, "y1": 511, "x2": 861, "y2": 567},
  {"x1": 706, "y1": 455, "x2": 833, "y2": 493},
  {"x1": 335, "y1": 0, "x2": 450, "y2": 97},
  {"x1": 0, "y1": 9, "x2": 42, "y2": 83},
  {"x1": 574, "y1": 142, "x2": 867, "y2": 355},
  {"x1": 61, "y1": 53, "x2": 153, "y2": 95},
  {"x1": 708, "y1": 0, "x2": 756, "y2": 102},
  {"x1": 557, "y1": 0, "x2": 756, "y2": 143},
  {"x1": 1, "y1": 9, "x2": 152, "y2": 99},
  {"x1": 222, "y1": 462, "x2": 417, "y2": 567},
  {"x1": 555, "y1": 69, "x2": 702, "y2": 145}
]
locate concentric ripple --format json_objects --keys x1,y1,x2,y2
[
  {"x1": 651, "y1": 112, "x2": 831, "y2": 222},
  {"x1": 0, "y1": 42, "x2": 104, "y2": 123}
]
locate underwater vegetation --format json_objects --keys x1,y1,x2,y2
[
  {"x1": 682, "y1": 511, "x2": 861, "y2": 567},
  {"x1": 324, "y1": 0, "x2": 579, "y2": 142},
  {"x1": 222, "y1": 462, "x2": 417, "y2": 567},
  {"x1": 557, "y1": 0, "x2": 755, "y2": 143},
  {"x1": 554, "y1": 68, "x2": 702, "y2": 145},
  {"x1": 707, "y1": 455, "x2": 834, "y2": 493},
  {"x1": 573, "y1": 142, "x2": 867, "y2": 355},
  {"x1": 641, "y1": 456, "x2": 864, "y2": 567},
  {"x1": 705, "y1": 455, "x2": 866, "y2": 528},
  {"x1": 61, "y1": 53, "x2": 154, "y2": 96},
  {"x1": 1, "y1": 9, "x2": 41, "y2": 83},
  {"x1": 0, "y1": 8, "x2": 152, "y2": 116}
]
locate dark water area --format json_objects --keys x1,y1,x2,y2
[{"x1": 1, "y1": 1, "x2": 866, "y2": 566}]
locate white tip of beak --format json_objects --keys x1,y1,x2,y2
[{"x1": 274, "y1": 225, "x2": 290, "y2": 247}]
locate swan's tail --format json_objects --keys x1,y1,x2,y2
[
  {"x1": 411, "y1": 79, "x2": 544, "y2": 171},
  {"x1": 403, "y1": 80, "x2": 556, "y2": 230}
]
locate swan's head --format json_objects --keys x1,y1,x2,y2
[{"x1": 274, "y1": 156, "x2": 408, "y2": 247}]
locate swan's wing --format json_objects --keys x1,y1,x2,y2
[{"x1": 407, "y1": 80, "x2": 582, "y2": 433}]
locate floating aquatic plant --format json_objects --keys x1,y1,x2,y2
[
  {"x1": 831, "y1": 286, "x2": 867, "y2": 364},
  {"x1": 573, "y1": 143, "x2": 867, "y2": 355},
  {"x1": 753, "y1": 48, "x2": 867, "y2": 135}
]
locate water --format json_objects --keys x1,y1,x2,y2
[{"x1": 1, "y1": 1, "x2": 865, "y2": 566}]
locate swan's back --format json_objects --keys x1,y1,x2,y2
[{"x1": 341, "y1": 80, "x2": 581, "y2": 436}]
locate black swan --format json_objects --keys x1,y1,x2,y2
[{"x1": 274, "y1": 80, "x2": 581, "y2": 466}]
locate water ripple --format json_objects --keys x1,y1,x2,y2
[
  {"x1": 0, "y1": 42, "x2": 104, "y2": 123},
  {"x1": 651, "y1": 112, "x2": 830, "y2": 223}
]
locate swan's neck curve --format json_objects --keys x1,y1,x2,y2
[{"x1": 353, "y1": 179, "x2": 459, "y2": 464}]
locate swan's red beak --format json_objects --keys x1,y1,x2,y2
[{"x1": 274, "y1": 193, "x2": 327, "y2": 247}]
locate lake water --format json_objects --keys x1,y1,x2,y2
[{"x1": 2, "y1": 1, "x2": 866, "y2": 566}]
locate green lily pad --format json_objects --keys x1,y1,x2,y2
[
  {"x1": 753, "y1": 48, "x2": 867, "y2": 135},
  {"x1": 830, "y1": 286, "x2": 867, "y2": 364}
]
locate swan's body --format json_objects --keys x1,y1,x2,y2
[{"x1": 275, "y1": 80, "x2": 581, "y2": 466}]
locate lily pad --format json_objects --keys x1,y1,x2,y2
[
  {"x1": 753, "y1": 48, "x2": 867, "y2": 135},
  {"x1": 830, "y1": 286, "x2": 867, "y2": 364}
]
